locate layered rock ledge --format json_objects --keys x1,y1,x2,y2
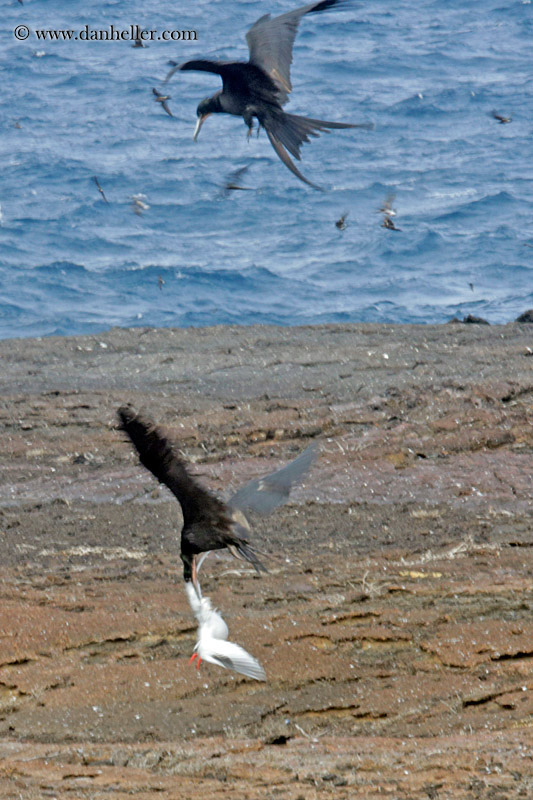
[{"x1": 0, "y1": 323, "x2": 532, "y2": 799}]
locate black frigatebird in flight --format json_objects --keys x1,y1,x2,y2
[
  {"x1": 166, "y1": 0, "x2": 371, "y2": 190},
  {"x1": 118, "y1": 406, "x2": 316, "y2": 590}
]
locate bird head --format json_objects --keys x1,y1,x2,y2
[{"x1": 193, "y1": 96, "x2": 218, "y2": 140}]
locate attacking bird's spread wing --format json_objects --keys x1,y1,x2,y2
[
  {"x1": 167, "y1": 60, "x2": 278, "y2": 102},
  {"x1": 166, "y1": 59, "x2": 228, "y2": 83},
  {"x1": 118, "y1": 406, "x2": 267, "y2": 574},
  {"x1": 117, "y1": 406, "x2": 229, "y2": 530},
  {"x1": 246, "y1": 0, "x2": 350, "y2": 104},
  {"x1": 229, "y1": 442, "x2": 317, "y2": 516}
]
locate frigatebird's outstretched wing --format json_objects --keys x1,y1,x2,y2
[
  {"x1": 117, "y1": 405, "x2": 228, "y2": 530},
  {"x1": 229, "y1": 442, "x2": 317, "y2": 516},
  {"x1": 246, "y1": 0, "x2": 350, "y2": 104}
]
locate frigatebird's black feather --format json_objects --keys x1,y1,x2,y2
[{"x1": 170, "y1": 0, "x2": 369, "y2": 189}]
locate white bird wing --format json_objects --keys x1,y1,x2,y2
[{"x1": 199, "y1": 637, "x2": 266, "y2": 681}]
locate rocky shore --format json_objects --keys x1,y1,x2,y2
[{"x1": 0, "y1": 322, "x2": 532, "y2": 798}]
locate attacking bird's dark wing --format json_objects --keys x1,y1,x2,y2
[
  {"x1": 168, "y1": 59, "x2": 279, "y2": 106},
  {"x1": 118, "y1": 406, "x2": 267, "y2": 576},
  {"x1": 229, "y1": 442, "x2": 317, "y2": 517},
  {"x1": 246, "y1": 0, "x2": 350, "y2": 104},
  {"x1": 117, "y1": 405, "x2": 229, "y2": 530},
  {"x1": 165, "y1": 59, "x2": 228, "y2": 83}
]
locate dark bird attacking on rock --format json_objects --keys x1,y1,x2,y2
[
  {"x1": 118, "y1": 406, "x2": 316, "y2": 589},
  {"x1": 167, "y1": 0, "x2": 371, "y2": 190},
  {"x1": 152, "y1": 88, "x2": 173, "y2": 117}
]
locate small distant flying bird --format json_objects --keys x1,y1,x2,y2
[
  {"x1": 185, "y1": 582, "x2": 266, "y2": 680},
  {"x1": 222, "y1": 165, "x2": 253, "y2": 195},
  {"x1": 118, "y1": 405, "x2": 316, "y2": 591},
  {"x1": 491, "y1": 110, "x2": 511, "y2": 124},
  {"x1": 379, "y1": 194, "x2": 397, "y2": 217},
  {"x1": 168, "y1": 0, "x2": 372, "y2": 190},
  {"x1": 379, "y1": 193, "x2": 401, "y2": 230},
  {"x1": 131, "y1": 193, "x2": 150, "y2": 215},
  {"x1": 132, "y1": 37, "x2": 147, "y2": 48},
  {"x1": 382, "y1": 215, "x2": 401, "y2": 231},
  {"x1": 153, "y1": 88, "x2": 173, "y2": 117},
  {"x1": 158, "y1": 275, "x2": 165, "y2": 291},
  {"x1": 335, "y1": 212, "x2": 348, "y2": 230},
  {"x1": 93, "y1": 176, "x2": 108, "y2": 204},
  {"x1": 469, "y1": 282, "x2": 474, "y2": 292}
]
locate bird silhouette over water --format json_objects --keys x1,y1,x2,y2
[
  {"x1": 379, "y1": 193, "x2": 401, "y2": 230},
  {"x1": 491, "y1": 110, "x2": 511, "y2": 124},
  {"x1": 118, "y1": 406, "x2": 316, "y2": 591},
  {"x1": 167, "y1": 0, "x2": 371, "y2": 190},
  {"x1": 222, "y1": 164, "x2": 253, "y2": 195},
  {"x1": 93, "y1": 176, "x2": 108, "y2": 204},
  {"x1": 335, "y1": 212, "x2": 348, "y2": 230},
  {"x1": 379, "y1": 194, "x2": 397, "y2": 218},
  {"x1": 382, "y1": 215, "x2": 401, "y2": 231},
  {"x1": 152, "y1": 88, "x2": 173, "y2": 117},
  {"x1": 131, "y1": 194, "x2": 150, "y2": 215}
]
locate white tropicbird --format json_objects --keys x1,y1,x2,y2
[{"x1": 185, "y1": 581, "x2": 266, "y2": 681}]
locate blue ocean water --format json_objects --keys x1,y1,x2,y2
[{"x1": 1, "y1": 0, "x2": 532, "y2": 339}]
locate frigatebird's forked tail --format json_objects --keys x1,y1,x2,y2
[{"x1": 262, "y1": 109, "x2": 371, "y2": 190}]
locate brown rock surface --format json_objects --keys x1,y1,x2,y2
[{"x1": 0, "y1": 322, "x2": 531, "y2": 798}]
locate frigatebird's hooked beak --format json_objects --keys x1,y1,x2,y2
[{"x1": 193, "y1": 113, "x2": 210, "y2": 141}]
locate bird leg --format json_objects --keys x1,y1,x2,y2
[
  {"x1": 191, "y1": 554, "x2": 199, "y2": 593},
  {"x1": 243, "y1": 110, "x2": 254, "y2": 141},
  {"x1": 189, "y1": 652, "x2": 202, "y2": 669}
]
